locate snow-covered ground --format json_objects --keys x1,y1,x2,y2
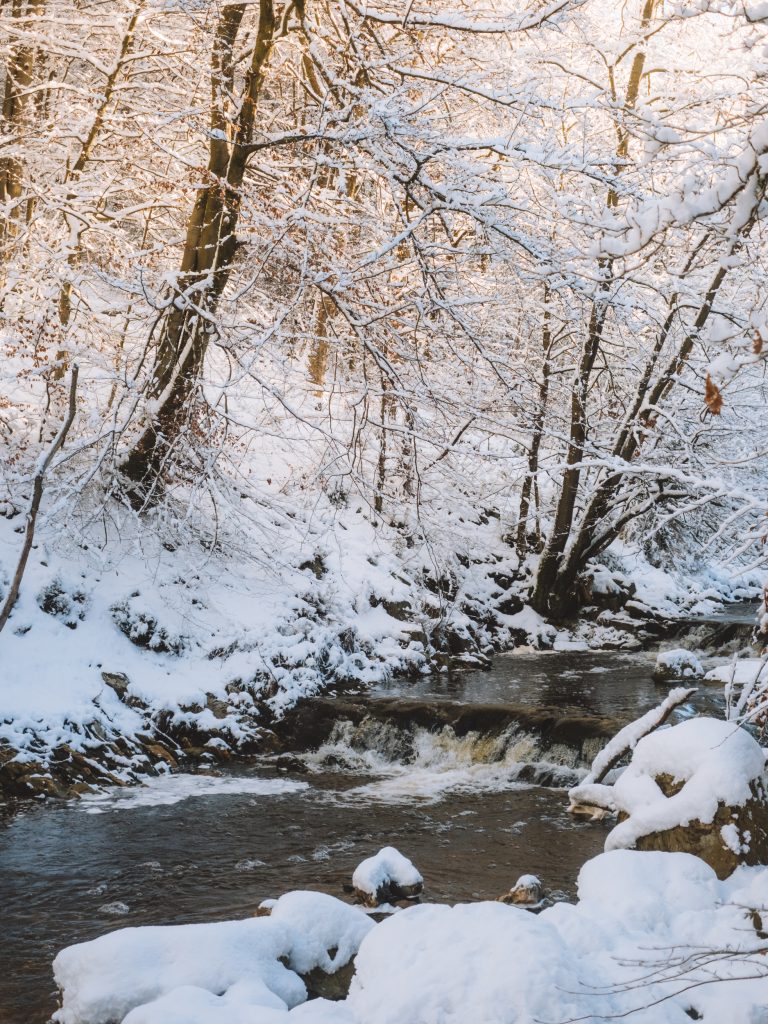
[
  {"x1": 1, "y1": 491, "x2": 759, "y2": 796},
  {"x1": 53, "y1": 849, "x2": 768, "y2": 1024}
]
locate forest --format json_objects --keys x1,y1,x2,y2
[{"x1": 1, "y1": 2, "x2": 768, "y2": 1023}]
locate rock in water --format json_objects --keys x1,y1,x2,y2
[
  {"x1": 300, "y1": 956, "x2": 357, "y2": 1001},
  {"x1": 498, "y1": 874, "x2": 544, "y2": 907},
  {"x1": 352, "y1": 846, "x2": 423, "y2": 907},
  {"x1": 652, "y1": 649, "x2": 704, "y2": 685}
]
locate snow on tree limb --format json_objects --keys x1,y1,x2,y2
[{"x1": 568, "y1": 686, "x2": 697, "y2": 815}]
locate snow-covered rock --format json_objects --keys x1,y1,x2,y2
[
  {"x1": 497, "y1": 873, "x2": 544, "y2": 907},
  {"x1": 352, "y1": 847, "x2": 423, "y2": 907},
  {"x1": 652, "y1": 647, "x2": 704, "y2": 684},
  {"x1": 53, "y1": 891, "x2": 374, "y2": 1024},
  {"x1": 605, "y1": 717, "x2": 768, "y2": 877}
]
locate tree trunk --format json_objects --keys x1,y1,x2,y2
[
  {"x1": 0, "y1": 0, "x2": 46, "y2": 271},
  {"x1": 516, "y1": 287, "x2": 553, "y2": 557},
  {"x1": 122, "y1": 0, "x2": 276, "y2": 495},
  {"x1": 531, "y1": 298, "x2": 608, "y2": 617},
  {"x1": 531, "y1": 0, "x2": 656, "y2": 618}
]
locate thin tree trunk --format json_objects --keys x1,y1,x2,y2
[
  {"x1": 517, "y1": 289, "x2": 553, "y2": 557},
  {"x1": 531, "y1": 298, "x2": 608, "y2": 616},
  {"x1": 0, "y1": 365, "x2": 78, "y2": 633}
]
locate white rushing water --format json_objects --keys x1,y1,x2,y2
[{"x1": 300, "y1": 720, "x2": 586, "y2": 804}]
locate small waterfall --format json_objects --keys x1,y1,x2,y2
[
  {"x1": 668, "y1": 602, "x2": 760, "y2": 655},
  {"x1": 294, "y1": 716, "x2": 590, "y2": 804}
]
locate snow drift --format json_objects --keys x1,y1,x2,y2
[{"x1": 53, "y1": 850, "x2": 768, "y2": 1024}]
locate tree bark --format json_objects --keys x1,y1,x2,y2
[
  {"x1": 531, "y1": 297, "x2": 608, "y2": 617},
  {"x1": 516, "y1": 287, "x2": 553, "y2": 557},
  {"x1": 0, "y1": 0, "x2": 46, "y2": 268},
  {"x1": 122, "y1": 0, "x2": 276, "y2": 495}
]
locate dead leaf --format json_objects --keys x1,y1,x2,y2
[{"x1": 704, "y1": 374, "x2": 723, "y2": 415}]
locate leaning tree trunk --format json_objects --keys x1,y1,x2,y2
[{"x1": 122, "y1": 0, "x2": 276, "y2": 496}]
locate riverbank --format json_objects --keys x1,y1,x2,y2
[{"x1": 0, "y1": 503, "x2": 761, "y2": 801}]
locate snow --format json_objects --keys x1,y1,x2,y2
[
  {"x1": 605, "y1": 718, "x2": 766, "y2": 850},
  {"x1": 53, "y1": 891, "x2": 374, "y2": 1024},
  {"x1": 706, "y1": 657, "x2": 767, "y2": 688},
  {"x1": 54, "y1": 851, "x2": 768, "y2": 1024},
  {"x1": 348, "y1": 851, "x2": 768, "y2": 1024},
  {"x1": 720, "y1": 822, "x2": 749, "y2": 855},
  {"x1": 571, "y1": 685, "x2": 696, "y2": 795},
  {"x1": 0, "y1": 496, "x2": 528, "y2": 784},
  {"x1": 352, "y1": 847, "x2": 423, "y2": 899}
]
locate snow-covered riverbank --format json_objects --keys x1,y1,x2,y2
[
  {"x1": 52, "y1": 848, "x2": 768, "y2": 1024},
  {"x1": 1, "y1": 502, "x2": 759, "y2": 801}
]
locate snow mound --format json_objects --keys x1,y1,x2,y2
[
  {"x1": 352, "y1": 847, "x2": 423, "y2": 902},
  {"x1": 53, "y1": 852, "x2": 768, "y2": 1024},
  {"x1": 606, "y1": 718, "x2": 766, "y2": 851},
  {"x1": 347, "y1": 851, "x2": 767, "y2": 1024},
  {"x1": 53, "y1": 892, "x2": 373, "y2": 1024},
  {"x1": 349, "y1": 901, "x2": 570, "y2": 1023}
]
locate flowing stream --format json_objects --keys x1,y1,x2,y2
[{"x1": 0, "y1": 606, "x2": 757, "y2": 1023}]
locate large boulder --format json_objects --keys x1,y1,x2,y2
[
  {"x1": 606, "y1": 717, "x2": 768, "y2": 878},
  {"x1": 630, "y1": 776, "x2": 768, "y2": 878}
]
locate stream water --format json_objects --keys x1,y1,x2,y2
[{"x1": 0, "y1": 607, "x2": 757, "y2": 1024}]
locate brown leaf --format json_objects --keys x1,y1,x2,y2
[
  {"x1": 754, "y1": 332, "x2": 764, "y2": 355},
  {"x1": 704, "y1": 374, "x2": 723, "y2": 415}
]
